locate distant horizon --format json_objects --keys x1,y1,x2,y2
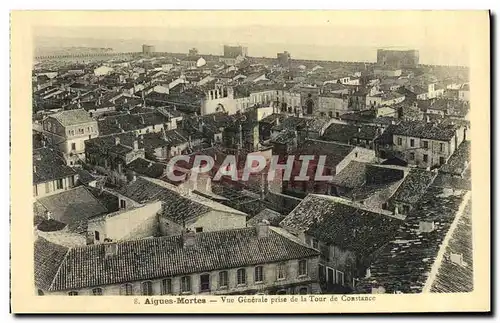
[{"x1": 33, "y1": 23, "x2": 470, "y2": 67}]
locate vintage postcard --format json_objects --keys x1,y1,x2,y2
[{"x1": 10, "y1": 10, "x2": 490, "y2": 313}]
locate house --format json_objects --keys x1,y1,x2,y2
[
  {"x1": 84, "y1": 132, "x2": 146, "y2": 185},
  {"x1": 180, "y1": 56, "x2": 206, "y2": 68},
  {"x1": 459, "y1": 84, "x2": 470, "y2": 101},
  {"x1": 34, "y1": 220, "x2": 320, "y2": 296},
  {"x1": 283, "y1": 140, "x2": 376, "y2": 197},
  {"x1": 366, "y1": 91, "x2": 405, "y2": 108},
  {"x1": 317, "y1": 93, "x2": 350, "y2": 118},
  {"x1": 373, "y1": 66, "x2": 402, "y2": 78},
  {"x1": 384, "y1": 120, "x2": 466, "y2": 169},
  {"x1": 320, "y1": 123, "x2": 381, "y2": 149},
  {"x1": 388, "y1": 168, "x2": 437, "y2": 216},
  {"x1": 35, "y1": 185, "x2": 109, "y2": 233},
  {"x1": 42, "y1": 109, "x2": 99, "y2": 164},
  {"x1": 94, "y1": 66, "x2": 114, "y2": 76},
  {"x1": 33, "y1": 147, "x2": 79, "y2": 198},
  {"x1": 97, "y1": 112, "x2": 170, "y2": 136},
  {"x1": 115, "y1": 176, "x2": 247, "y2": 235},
  {"x1": 355, "y1": 181, "x2": 471, "y2": 294},
  {"x1": 87, "y1": 201, "x2": 163, "y2": 244},
  {"x1": 280, "y1": 194, "x2": 403, "y2": 293}
]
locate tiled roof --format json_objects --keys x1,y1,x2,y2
[
  {"x1": 430, "y1": 200, "x2": 473, "y2": 293},
  {"x1": 117, "y1": 177, "x2": 245, "y2": 224},
  {"x1": 34, "y1": 226, "x2": 319, "y2": 291},
  {"x1": 357, "y1": 185, "x2": 471, "y2": 294},
  {"x1": 330, "y1": 161, "x2": 368, "y2": 188},
  {"x1": 291, "y1": 140, "x2": 355, "y2": 169},
  {"x1": 391, "y1": 120, "x2": 460, "y2": 141},
  {"x1": 280, "y1": 194, "x2": 403, "y2": 256},
  {"x1": 439, "y1": 141, "x2": 470, "y2": 176},
  {"x1": 321, "y1": 123, "x2": 380, "y2": 143},
  {"x1": 33, "y1": 148, "x2": 77, "y2": 185},
  {"x1": 247, "y1": 208, "x2": 285, "y2": 227},
  {"x1": 97, "y1": 112, "x2": 169, "y2": 136},
  {"x1": 126, "y1": 158, "x2": 166, "y2": 178},
  {"x1": 37, "y1": 186, "x2": 108, "y2": 226},
  {"x1": 75, "y1": 168, "x2": 97, "y2": 185},
  {"x1": 390, "y1": 168, "x2": 437, "y2": 204},
  {"x1": 49, "y1": 109, "x2": 94, "y2": 126}
]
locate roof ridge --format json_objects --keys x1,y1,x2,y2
[{"x1": 45, "y1": 240, "x2": 71, "y2": 292}]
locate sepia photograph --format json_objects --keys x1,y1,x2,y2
[{"x1": 9, "y1": 10, "x2": 490, "y2": 314}]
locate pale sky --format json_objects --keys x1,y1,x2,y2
[{"x1": 32, "y1": 11, "x2": 478, "y2": 66}]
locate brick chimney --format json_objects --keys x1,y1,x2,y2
[
  {"x1": 183, "y1": 229, "x2": 196, "y2": 248},
  {"x1": 256, "y1": 219, "x2": 270, "y2": 238}
]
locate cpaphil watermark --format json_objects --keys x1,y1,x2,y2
[{"x1": 165, "y1": 154, "x2": 333, "y2": 183}]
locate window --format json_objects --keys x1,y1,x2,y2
[
  {"x1": 79, "y1": 128, "x2": 84, "y2": 134},
  {"x1": 298, "y1": 260, "x2": 308, "y2": 276},
  {"x1": 94, "y1": 231, "x2": 100, "y2": 241},
  {"x1": 277, "y1": 263, "x2": 286, "y2": 280},
  {"x1": 410, "y1": 139, "x2": 415, "y2": 147},
  {"x1": 299, "y1": 287, "x2": 308, "y2": 295},
  {"x1": 92, "y1": 288, "x2": 103, "y2": 296},
  {"x1": 181, "y1": 276, "x2": 191, "y2": 293},
  {"x1": 120, "y1": 283, "x2": 133, "y2": 296},
  {"x1": 335, "y1": 270, "x2": 344, "y2": 285},
  {"x1": 195, "y1": 227, "x2": 203, "y2": 233},
  {"x1": 423, "y1": 140, "x2": 429, "y2": 149},
  {"x1": 161, "y1": 279, "x2": 172, "y2": 295},
  {"x1": 69, "y1": 175, "x2": 75, "y2": 187},
  {"x1": 440, "y1": 157, "x2": 446, "y2": 165},
  {"x1": 71, "y1": 143, "x2": 76, "y2": 151},
  {"x1": 141, "y1": 281, "x2": 153, "y2": 295},
  {"x1": 45, "y1": 182, "x2": 51, "y2": 194},
  {"x1": 335, "y1": 112, "x2": 340, "y2": 118},
  {"x1": 423, "y1": 154, "x2": 429, "y2": 163},
  {"x1": 56, "y1": 179, "x2": 63, "y2": 190},
  {"x1": 219, "y1": 271, "x2": 229, "y2": 288},
  {"x1": 328, "y1": 111, "x2": 333, "y2": 118},
  {"x1": 200, "y1": 274, "x2": 210, "y2": 292},
  {"x1": 397, "y1": 137, "x2": 402, "y2": 145},
  {"x1": 409, "y1": 152, "x2": 415, "y2": 160},
  {"x1": 254, "y1": 266, "x2": 264, "y2": 283},
  {"x1": 312, "y1": 239, "x2": 319, "y2": 249},
  {"x1": 237, "y1": 268, "x2": 247, "y2": 285},
  {"x1": 68, "y1": 291, "x2": 78, "y2": 296},
  {"x1": 320, "y1": 112, "x2": 325, "y2": 117},
  {"x1": 120, "y1": 200, "x2": 126, "y2": 209},
  {"x1": 440, "y1": 143, "x2": 445, "y2": 152}
]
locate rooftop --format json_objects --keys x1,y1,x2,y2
[
  {"x1": 33, "y1": 148, "x2": 77, "y2": 185},
  {"x1": 49, "y1": 109, "x2": 95, "y2": 126},
  {"x1": 280, "y1": 194, "x2": 403, "y2": 257},
  {"x1": 37, "y1": 186, "x2": 108, "y2": 227},
  {"x1": 357, "y1": 184, "x2": 471, "y2": 294},
  {"x1": 34, "y1": 225, "x2": 319, "y2": 292}
]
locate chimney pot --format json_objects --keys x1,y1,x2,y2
[
  {"x1": 183, "y1": 229, "x2": 196, "y2": 247},
  {"x1": 104, "y1": 242, "x2": 118, "y2": 258},
  {"x1": 256, "y1": 219, "x2": 270, "y2": 238}
]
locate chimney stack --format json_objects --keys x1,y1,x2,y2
[
  {"x1": 256, "y1": 219, "x2": 270, "y2": 238},
  {"x1": 104, "y1": 242, "x2": 118, "y2": 258},
  {"x1": 183, "y1": 229, "x2": 196, "y2": 248},
  {"x1": 115, "y1": 137, "x2": 120, "y2": 146},
  {"x1": 133, "y1": 140, "x2": 139, "y2": 150}
]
